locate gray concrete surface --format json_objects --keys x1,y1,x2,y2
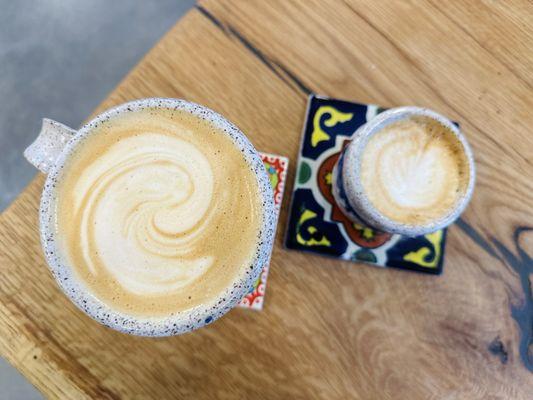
[{"x1": 0, "y1": 0, "x2": 195, "y2": 397}]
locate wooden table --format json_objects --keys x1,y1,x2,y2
[{"x1": 1, "y1": 1, "x2": 532, "y2": 398}]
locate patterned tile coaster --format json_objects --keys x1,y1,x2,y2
[
  {"x1": 238, "y1": 153, "x2": 289, "y2": 310},
  {"x1": 285, "y1": 95, "x2": 446, "y2": 274}
]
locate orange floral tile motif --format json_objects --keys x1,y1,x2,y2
[{"x1": 238, "y1": 153, "x2": 289, "y2": 310}]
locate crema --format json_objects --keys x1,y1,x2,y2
[
  {"x1": 55, "y1": 108, "x2": 263, "y2": 317},
  {"x1": 360, "y1": 116, "x2": 470, "y2": 226}
]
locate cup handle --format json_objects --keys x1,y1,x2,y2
[{"x1": 23, "y1": 118, "x2": 77, "y2": 174}]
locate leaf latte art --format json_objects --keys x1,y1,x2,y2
[
  {"x1": 360, "y1": 117, "x2": 470, "y2": 226},
  {"x1": 56, "y1": 109, "x2": 263, "y2": 317}
]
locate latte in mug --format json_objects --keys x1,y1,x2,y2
[
  {"x1": 332, "y1": 107, "x2": 475, "y2": 236},
  {"x1": 25, "y1": 99, "x2": 275, "y2": 336},
  {"x1": 57, "y1": 108, "x2": 263, "y2": 317}
]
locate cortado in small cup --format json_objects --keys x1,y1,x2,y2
[
  {"x1": 332, "y1": 107, "x2": 475, "y2": 237},
  {"x1": 24, "y1": 98, "x2": 275, "y2": 336}
]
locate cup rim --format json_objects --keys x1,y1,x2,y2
[
  {"x1": 39, "y1": 97, "x2": 276, "y2": 336},
  {"x1": 342, "y1": 106, "x2": 476, "y2": 236}
]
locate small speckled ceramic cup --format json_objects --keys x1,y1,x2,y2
[
  {"x1": 331, "y1": 106, "x2": 475, "y2": 237},
  {"x1": 24, "y1": 98, "x2": 276, "y2": 336}
]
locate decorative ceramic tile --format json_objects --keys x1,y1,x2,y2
[
  {"x1": 239, "y1": 153, "x2": 289, "y2": 309},
  {"x1": 285, "y1": 95, "x2": 446, "y2": 274}
]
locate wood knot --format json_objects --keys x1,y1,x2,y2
[{"x1": 488, "y1": 336, "x2": 508, "y2": 364}]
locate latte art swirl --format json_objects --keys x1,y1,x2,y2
[
  {"x1": 82, "y1": 134, "x2": 216, "y2": 295},
  {"x1": 360, "y1": 117, "x2": 470, "y2": 225},
  {"x1": 57, "y1": 109, "x2": 263, "y2": 317}
]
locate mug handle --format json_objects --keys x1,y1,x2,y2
[{"x1": 23, "y1": 119, "x2": 76, "y2": 174}]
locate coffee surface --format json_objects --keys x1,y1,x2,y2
[
  {"x1": 360, "y1": 116, "x2": 470, "y2": 226},
  {"x1": 56, "y1": 108, "x2": 262, "y2": 317}
]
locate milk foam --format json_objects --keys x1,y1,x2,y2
[
  {"x1": 360, "y1": 117, "x2": 469, "y2": 225},
  {"x1": 56, "y1": 109, "x2": 262, "y2": 317}
]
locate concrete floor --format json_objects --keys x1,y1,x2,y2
[{"x1": 0, "y1": 0, "x2": 195, "y2": 397}]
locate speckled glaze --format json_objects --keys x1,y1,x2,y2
[
  {"x1": 24, "y1": 119, "x2": 77, "y2": 174},
  {"x1": 29, "y1": 98, "x2": 276, "y2": 336},
  {"x1": 332, "y1": 107, "x2": 476, "y2": 237}
]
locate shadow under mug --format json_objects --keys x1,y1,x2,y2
[
  {"x1": 331, "y1": 106, "x2": 476, "y2": 237},
  {"x1": 24, "y1": 98, "x2": 276, "y2": 336}
]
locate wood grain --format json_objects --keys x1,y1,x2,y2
[{"x1": 1, "y1": 1, "x2": 532, "y2": 398}]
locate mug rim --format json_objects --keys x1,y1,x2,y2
[
  {"x1": 39, "y1": 97, "x2": 276, "y2": 336},
  {"x1": 342, "y1": 106, "x2": 476, "y2": 236}
]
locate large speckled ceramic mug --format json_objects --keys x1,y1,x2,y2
[
  {"x1": 24, "y1": 98, "x2": 275, "y2": 336},
  {"x1": 332, "y1": 107, "x2": 475, "y2": 237}
]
